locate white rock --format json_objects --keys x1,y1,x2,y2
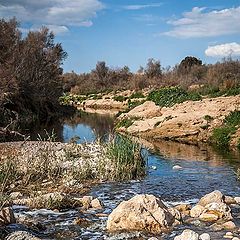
[
  {"x1": 234, "y1": 197, "x2": 240, "y2": 204},
  {"x1": 173, "y1": 165, "x2": 183, "y2": 170},
  {"x1": 200, "y1": 233, "x2": 211, "y2": 240},
  {"x1": 174, "y1": 229, "x2": 199, "y2": 240}
]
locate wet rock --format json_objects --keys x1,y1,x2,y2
[
  {"x1": 234, "y1": 197, "x2": 240, "y2": 204},
  {"x1": 224, "y1": 196, "x2": 236, "y2": 205},
  {"x1": 204, "y1": 202, "x2": 232, "y2": 220},
  {"x1": 174, "y1": 204, "x2": 191, "y2": 212},
  {"x1": 81, "y1": 196, "x2": 93, "y2": 209},
  {"x1": 232, "y1": 238, "x2": 240, "y2": 240},
  {"x1": 5, "y1": 231, "x2": 40, "y2": 240},
  {"x1": 190, "y1": 205, "x2": 204, "y2": 218},
  {"x1": 174, "y1": 229, "x2": 199, "y2": 240},
  {"x1": 222, "y1": 221, "x2": 237, "y2": 230},
  {"x1": 224, "y1": 232, "x2": 234, "y2": 239},
  {"x1": 173, "y1": 165, "x2": 182, "y2": 170},
  {"x1": 198, "y1": 190, "x2": 223, "y2": 206},
  {"x1": 74, "y1": 217, "x2": 91, "y2": 227},
  {"x1": 0, "y1": 207, "x2": 16, "y2": 226},
  {"x1": 91, "y1": 198, "x2": 103, "y2": 209},
  {"x1": 199, "y1": 233, "x2": 211, "y2": 240},
  {"x1": 199, "y1": 212, "x2": 219, "y2": 222},
  {"x1": 107, "y1": 194, "x2": 175, "y2": 233}
]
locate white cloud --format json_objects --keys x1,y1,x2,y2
[
  {"x1": 163, "y1": 7, "x2": 240, "y2": 38},
  {"x1": 205, "y1": 42, "x2": 240, "y2": 57},
  {"x1": 123, "y1": 3, "x2": 162, "y2": 10},
  {"x1": 0, "y1": 0, "x2": 104, "y2": 34}
]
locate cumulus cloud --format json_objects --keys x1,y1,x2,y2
[
  {"x1": 163, "y1": 6, "x2": 240, "y2": 38},
  {"x1": 123, "y1": 3, "x2": 162, "y2": 10},
  {"x1": 0, "y1": 0, "x2": 104, "y2": 34},
  {"x1": 205, "y1": 42, "x2": 240, "y2": 57}
]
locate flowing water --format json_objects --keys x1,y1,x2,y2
[{"x1": 10, "y1": 111, "x2": 240, "y2": 239}]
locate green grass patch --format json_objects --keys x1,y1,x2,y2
[
  {"x1": 147, "y1": 86, "x2": 202, "y2": 107},
  {"x1": 106, "y1": 135, "x2": 146, "y2": 181},
  {"x1": 211, "y1": 110, "x2": 240, "y2": 148},
  {"x1": 113, "y1": 95, "x2": 128, "y2": 102},
  {"x1": 129, "y1": 91, "x2": 145, "y2": 99},
  {"x1": 116, "y1": 117, "x2": 138, "y2": 129}
]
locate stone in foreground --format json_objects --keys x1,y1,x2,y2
[
  {"x1": 5, "y1": 231, "x2": 40, "y2": 240},
  {"x1": 0, "y1": 207, "x2": 16, "y2": 226},
  {"x1": 198, "y1": 190, "x2": 223, "y2": 206},
  {"x1": 107, "y1": 194, "x2": 175, "y2": 233},
  {"x1": 174, "y1": 229, "x2": 199, "y2": 240}
]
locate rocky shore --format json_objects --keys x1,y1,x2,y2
[
  {"x1": 117, "y1": 95, "x2": 240, "y2": 150},
  {"x1": 1, "y1": 190, "x2": 240, "y2": 239}
]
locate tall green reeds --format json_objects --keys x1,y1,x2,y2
[{"x1": 106, "y1": 135, "x2": 147, "y2": 181}]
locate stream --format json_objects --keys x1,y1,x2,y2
[{"x1": 11, "y1": 111, "x2": 240, "y2": 239}]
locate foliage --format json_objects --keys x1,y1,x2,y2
[
  {"x1": 147, "y1": 86, "x2": 202, "y2": 107},
  {"x1": 129, "y1": 91, "x2": 145, "y2": 99},
  {"x1": 113, "y1": 95, "x2": 128, "y2": 102},
  {"x1": 144, "y1": 58, "x2": 162, "y2": 79},
  {"x1": 106, "y1": 135, "x2": 146, "y2": 181},
  {"x1": 211, "y1": 126, "x2": 235, "y2": 148},
  {"x1": 116, "y1": 118, "x2": 135, "y2": 129},
  {"x1": 211, "y1": 110, "x2": 240, "y2": 148},
  {"x1": 0, "y1": 18, "x2": 67, "y2": 130},
  {"x1": 224, "y1": 110, "x2": 240, "y2": 127}
]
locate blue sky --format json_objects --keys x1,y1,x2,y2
[{"x1": 0, "y1": 0, "x2": 240, "y2": 73}]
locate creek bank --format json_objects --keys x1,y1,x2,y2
[{"x1": 116, "y1": 95, "x2": 240, "y2": 149}]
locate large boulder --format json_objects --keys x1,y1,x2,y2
[
  {"x1": 107, "y1": 194, "x2": 175, "y2": 233},
  {"x1": 0, "y1": 207, "x2": 16, "y2": 226},
  {"x1": 198, "y1": 190, "x2": 223, "y2": 206}
]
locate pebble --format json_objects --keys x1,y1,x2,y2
[
  {"x1": 224, "y1": 232, "x2": 234, "y2": 239},
  {"x1": 200, "y1": 233, "x2": 211, "y2": 240},
  {"x1": 151, "y1": 166, "x2": 157, "y2": 170},
  {"x1": 173, "y1": 165, "x2": 182, "y2": 170}
]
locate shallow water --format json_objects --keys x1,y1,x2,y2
[{"x1": 12, "y1": 111, "x2": 240, "y2": 239}]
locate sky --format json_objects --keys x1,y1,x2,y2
[{"x1": 0, "y1": 0, "x2": 240, "y2": 73}]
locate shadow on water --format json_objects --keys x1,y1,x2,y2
[{"x1": 24, "y1": 110, "x2": 114, "y2": 143}]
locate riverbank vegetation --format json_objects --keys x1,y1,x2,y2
[
  {"x1": 0, "y1": 136, "x2": 146, "y2": 205},
  {"x1": 0, "y1": 18, "x2": 72, "y2": 141}
]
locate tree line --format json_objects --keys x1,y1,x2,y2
[{"x1": 63, "y1": 56, "x2": 240, "y2": 95}]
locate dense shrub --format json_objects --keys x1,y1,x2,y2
[
  {"x1": 211, "y1": 110, "x2": 240, "y2": 148},
  {"x1": 147, "y1": 86, "x2": 202, "y2": 107}
]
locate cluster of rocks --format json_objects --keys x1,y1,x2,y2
[
  {"x1": 1, "y1": 190, "x2": 240, "y2": 239},
  {"x1": 107, "y1": 190, "x2": 240, "y2": 239}
]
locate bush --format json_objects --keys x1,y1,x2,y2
[
  {"x1": 147, "y1": 86, "x2": 201, "y2": 107},
  {"x1": 116, "y1": 118, "x2": 135, "y2": 129},
  {"x1": 211, "y1": 110, "x2": 240, "y2": 148},
  {"x1": 129, "y1": 91, "x2": 145, "y2": 99},
  {"x1": 211, "y1": 126, "x2": 235, "y2": 148},
  {"x1": 113, "y1": 95, "x2": 128, "y2": 102},
  {"x1": 224, "y1": 110, "x2": 240, "y2": 127},
  {"x1": 106, "y1": 135, "x2": 146, "y2": 180}
]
